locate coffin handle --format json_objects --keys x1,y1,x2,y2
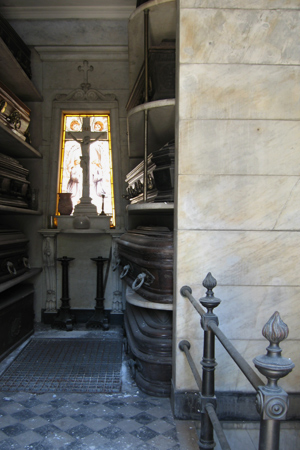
[
  {"x1": 120, "y1": 264, "x2": 130, "y2": 279},
  {"x1": 112, "y1": 258, "x2": 120, "y2": 271},
  {"x1": 7, "y1": 261, "x2": 17, "y2": 275},
  {"x1": 132, "y1": 272, "x2": 146, "y2": 291},
  {"x1": 23, "y1": 257, "x2": 31, "y2": 269}
]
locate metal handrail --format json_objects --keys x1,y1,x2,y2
[
  {"x1": 181, "y1": 285, "x2": 264, "y2": 390},
  {"x1": 205, "y1": 403, "x2": 231, "y2": 450},
  {"x1": 180, "y1": 272, "x2": 295, "y2": 450}
]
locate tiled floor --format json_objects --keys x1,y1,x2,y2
[{"x1": 0, "y1": 325, "x2": 298, "y2": 450}]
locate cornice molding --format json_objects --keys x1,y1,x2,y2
[
  {"x1": 0, "y1": 6, "x2": 135, "y2": 20},
  {"x1": 35, "y1": 45, "x2": 129, "y2": 62}
]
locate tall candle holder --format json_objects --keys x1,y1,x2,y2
[
  {"x1": 52, "y1": 256, "x2": 75, "y2": 331},
  {"x1": 86, "y1": 256, "x2": 109, "y2": 330}
]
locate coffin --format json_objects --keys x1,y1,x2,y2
[
  {"x1": 0, "y1": 284, "x2": 34, "y2": 360},
  {"x1": 0, "y1": 13, "x2": 32, "y2": 79},
  {"x1": 152, "y1": 139, "x2": 174, "y2": 202},
  {"x1": 125, "y1": 302, "x2": 172, "y2": 397},
  {"x1": 126, "y1": 40, "x2": 175, "y2": 111},
  {"x1": 125, "y1": 154, "x2": 157, "y2": 203},
  {"x1": 0, "y1": 153, "x2": 31, "y2": 208},
  {"x1": 0, "y1": 228, "x2": 30, "y2": 284},
  {"x1": 125, "y1": 140, "x2": 174, "y2": 204},
  {"x1": 148, "y1": 40, "x2": 175, "y2": 101},
  {"x1": 0, "y1": 80, "x2": 31, "y2": 142},
  {"x1": 116, "y1": 226, "x2": 173, "y2": 304}
]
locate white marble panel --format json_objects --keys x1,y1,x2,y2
[
  {"x1": 180, "y1": 0, "x2": 300, "y2": 9},
  {"x1": 174, "y1": 230, "x2": 300, "y2": 287},
  {"x1": 175, "y1": 285, "x2": 299, "y2": 340},
  {"x1": 178, "y1": 120, "x2": 300, "y2": 176},
  {"x1": 179, "y1": 64, "x2": 300, "y2": 120},
  {"x1": 56, "y1": 234, "x2": 113, "y2": 309},
  {"x1": 175, "y1": 337, "x2": 298, "y2": 392},
  {"x1": 180, "y1": 9, "x2": 300, "y2": 65},
  {"x1": 177, "y1": 174, "x2": 300, "y2": 230}
]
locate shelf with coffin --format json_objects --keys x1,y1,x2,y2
[
  {"x1": 0, "y1": 268, "x2": 42, "y2": 294},
  {"x1": 0, "y1": 33, "x2": 42, "y2": 102},
  {"x1": 126, "y1": 0, "x2": 176, "y2": 209},
  {"x1": 128, "y1": 0, "x2": 176, "y2": 94},
  {"x1": 0, "y1": 14, "x2": 43, "y2": 350}
]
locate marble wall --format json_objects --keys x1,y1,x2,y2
[{"x1": 174, "y1": 0, "x2": 300, "y2": 395}]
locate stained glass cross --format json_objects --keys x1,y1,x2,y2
[{"x1": 65, "y1": 117, "x2": 107, "y2": 216}]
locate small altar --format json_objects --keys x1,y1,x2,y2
[{"x1": 39, "y1": 215, "x2": 124, "y2": 327}]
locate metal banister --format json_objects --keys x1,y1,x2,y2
[
  {"x1": 208, "y1": 320, "x2": 264, "y2": 390},
  {"x1": 179, "y1": 272, "x2": 295, "y2": 450}
]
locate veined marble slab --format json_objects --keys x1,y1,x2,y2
[
  {"x1": 179, "y1": 64, "x2": 300, "y2": 120},
  {"x1": 180, "y1": 0, "x2": 300, "y2": 9},
  {"x1": 175, "y1": 230, "x2": 300, "y2": 287},
  {"x1": 178, "y1": 120, "x2": 300, "y2": 176},
  {"x1": 175, "y1": 336, "x2": 298, "y2": 392},
  {"x1": 177, "y1": 174, "x2": 300, "y2": 230},
  {"x1": 175, "y1": 284, "x2": 299, "y2": 340},
  {"x1": 180, "y1": 9, "x2": 300, "y2": 65}
]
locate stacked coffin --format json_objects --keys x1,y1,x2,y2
[
  {"x1": 117, "y1": 226, "x2": 173, "y2": 396},
  {"x1": 125, "y1": 154, "x2": 156, "y2": 203},
  {"x1": 0, "y1": 153, "x2": 31, "y2": 208},
  {"x1": 125, "y1": 139, "x2": 174, "y2": 204},
  {"x1": 0, "y1": 81, "x2": 31, "y2": 142},
  {"x1": 126, "y1": 39, "x2": 175, "y2": 112},
  {"x1": 0, "y1": 228, "x2": 30, "y2": 284},
  {"x1": 0, "y1": 13, "x2": 32, "y2": 80}
]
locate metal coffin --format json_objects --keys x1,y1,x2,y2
[
  {"x1": 0, "y1": 228, "x2": 30, "y2": 284},
  {"x1": 0, "y1": 81, "x2": 31, "y2": 141},
  {"x1": 116, "y1": 226, "x2": 173, "y2": 304},
  {"x1": 0, "y1": 153, "x2": 31, "y2": 208},
  {"x1": 125, "y1": 302, "x2": 172, "y2": 397},
  {"x1": 0, "y1": 284, "x2": 34, "y2": 360},
  {"x1": 125, "y1": 153, "x2": 157, "y2": 204}
]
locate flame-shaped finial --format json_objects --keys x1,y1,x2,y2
[
  {"x1": 202, "y1": 272, "x2": 217, "y2": 291},
  {"x1": 262, "y1": 311, "x2": 289, "y2": 345}
]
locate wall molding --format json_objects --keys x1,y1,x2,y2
[
  {"x1": 0, "y1": 5, "x2": 135, "y2": 20},
  {"x1": 35, "y1": 45, "x2": 128, "y2": 62}
]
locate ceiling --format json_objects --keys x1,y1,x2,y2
[{"x1": 0, "y1": 0, "x2": 137, "y2": 20}]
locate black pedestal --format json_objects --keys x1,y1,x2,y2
[
  {"x1": 86, "y1": 256, "x2": 109, "y2": 330},
  {"x1": 52, "y1": 256, "x2": 75, "y2": 331}
]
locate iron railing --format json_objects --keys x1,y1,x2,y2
[{"x1": 179, "y1": 272, "x2": 295, "y2": 450}]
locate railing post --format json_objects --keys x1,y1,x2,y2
[
  {"x1": 199, "y1": 273, "x2": 221, "y2": 450},
  {"x1": 253, "y1": 312, "x2": 295, "y2": 450}
]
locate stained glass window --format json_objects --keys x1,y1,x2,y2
[{"x1": 58, "y1": 114, "x2": 115, "y2": 227}]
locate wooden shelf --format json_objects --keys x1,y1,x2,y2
[
  {"x1": 0, "y1": 38, "x2": 42, "y2": 102},
  {"x1": 127, "y1": 99, "x2": 175, "y2": 157},
  {"x1": 0, "y1": 205, "x2": 41, "y2": 215},
  {"x1": 128, "y1": 0, "x2": 176, "y2": 91},
  {"x1": 126, "y1": 286, "x2": 173, "y2": 311},
  {"x1": 0, "y1": 120, "x2": 42, "y2": 158},
  {"x1": 0, "y1": 268, "x2": 42, "y2": 293},
  {"x1": 127, "y1": 202, "x2": 174, "y2": 214}
]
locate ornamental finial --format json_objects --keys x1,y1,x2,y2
[{"x1": 262, "y1": 311, "x2": 289, "y2": 345}]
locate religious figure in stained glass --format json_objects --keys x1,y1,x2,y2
[{"x1": 59, "y1": 114, "x2": 115, "y2": 226}]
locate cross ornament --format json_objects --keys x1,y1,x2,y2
[
  {"x1": 66, "y1": 117, "x2": 107, "y2": 216},
  {"x1": 78, "y1": 60, "x2": 94, "y2": 91}
]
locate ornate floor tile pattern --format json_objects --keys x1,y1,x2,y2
[{"x1": 0, "y1": 391, "x2": 180, "y2": 450}]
